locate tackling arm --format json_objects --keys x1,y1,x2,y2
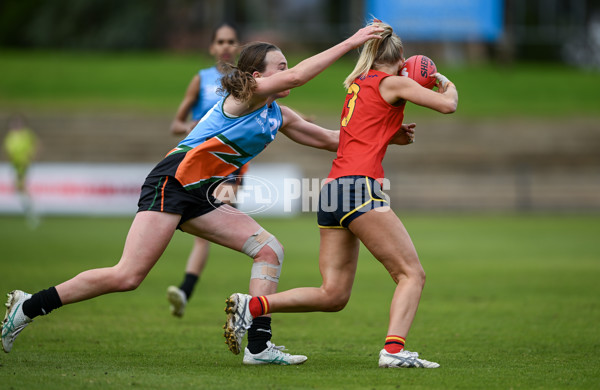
[
  {"x1": 254, "y1": 24, "x2": 384, "y2": 97},
  {"x1": 278, "y1": 106, "x2": 339, "y2": 152}
]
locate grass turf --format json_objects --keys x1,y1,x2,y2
[
  {"x1": 0, "y1": 214, "x2": 598, "y2": 389},
  {"x1": 1, "y1": 50, "x2": 599, "y2": 118}
]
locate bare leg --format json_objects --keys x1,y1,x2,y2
[
  {"x1": 264, "y1": 228, "x2": 360, "y2": 312},
  {"x1": 181, "y1": 181, "x2": 239, "y2": 278},
  {"x1": 348, "y1": 208, "x2": 425, "y2": 337},
  {"x1": 56, "y1": 211, "x2": 180, "y2": 305},
  {"x1": 259, "y1": 207, "x2": 424, "y2": 338},
  {"x1": 184, "y1": 236, "x2": 210, "y2": 275},
  {"x1": 180, "y1": 205, "x2": 282, "y2": 297}
]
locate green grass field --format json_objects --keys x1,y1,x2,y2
[
  {"x1": 1, "y1": 50, "x2": 599, "y2": 118},
  {"x1": 1, "y1": 214, "x2": 598, "y2": 389},
  {"x1": 1, "y1": 48, "x2": 599, "y2": 388}
]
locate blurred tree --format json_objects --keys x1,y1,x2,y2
[
  {"x1": 505, "y1": 0, "x2": 595, "y2": 63},
  {"x1": 1, "y1": 0, "x2": 597, "y2": 66},
  {"x1": 0, "y1": 0, "x2": 165, "y2": 49}
]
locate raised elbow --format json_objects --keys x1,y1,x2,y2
[
  {"x1": 440, "y1": 100, "x2": 457, "y2": 114},
  {"x1": 441, "y1": 104, "x2": 457, "y2": 114}
]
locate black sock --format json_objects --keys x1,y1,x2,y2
[
  {"x1": 247, "y1": 316, "x2": 272, "y2": 354},
  {"x1": 22, "y1": 287, "x2": 63, "y2": 319},
  {"x1": 179, "y1": 273, "x2": 199, "y2": 300}
]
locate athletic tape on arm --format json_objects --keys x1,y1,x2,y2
[{"x1": 242, "y1": 228, "x2": 284, "y2": 282}]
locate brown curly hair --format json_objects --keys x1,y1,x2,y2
[{"x1": 219, "y1": 42, "x2": 281, "y2": 102}]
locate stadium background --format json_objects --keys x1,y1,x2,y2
[
  {"x1": 1, "y1": 0, "x2": 599, "y2": 214},
  {"x1": 0, "y1": 1, "x2": 599, "y2": 389}
]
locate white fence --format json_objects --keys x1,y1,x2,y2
[{"x1": 0, "y1": 163, "x2": 302, "y2": 217}]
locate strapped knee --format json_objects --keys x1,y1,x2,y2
[{"x1": 242, "y1": 228, "x2": 284, "y2": 283}]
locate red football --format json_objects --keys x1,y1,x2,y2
[{"x1": 400, "y1": 55, "x2": 437, "y2": 89}]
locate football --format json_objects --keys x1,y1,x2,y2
[{"x1": 400, "y1": 55, "x2": 437, "y2": 89}]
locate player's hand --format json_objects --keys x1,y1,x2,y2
[
  {"x1": 389, "y1": 123, "x2": 416, "y2": 145},
  {"x1": 432, "y1": 72, "x2": 451, "y2": 91},
  {"x1": 347, "y1": 24, "x2": 385, "y2": 49}
]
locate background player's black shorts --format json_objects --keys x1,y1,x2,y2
[{"x1": 317, "y1": 175, "x2": 389, "y2": 229}]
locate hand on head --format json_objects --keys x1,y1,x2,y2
[{"x1": 348, "y1": 24, "x2": 385, "y2": 48}]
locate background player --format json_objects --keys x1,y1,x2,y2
[{"x1": 3, "y1": 114, "x2": 39, "y2": 228}]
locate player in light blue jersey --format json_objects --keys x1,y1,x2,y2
[
  {"x1": 2, "y1": 25, "x2": 385, "y2": 365},
  {"x1": 166, "y1": 23, "x2": 249, "y2": 319},
  {"x1": 170, "y1": 23, "x2": 239, "y2": 135}
]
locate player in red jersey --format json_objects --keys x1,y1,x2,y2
[{"x1": 225, "y1": 20, "x2": 458, "y2": 368}]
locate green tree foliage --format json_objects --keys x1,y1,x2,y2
[{"x1": 0, "y1": 0, "x2": 164, "y2": 49}]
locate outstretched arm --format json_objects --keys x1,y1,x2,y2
[
  {"x1": 278, "y1": 105, "x2": 339, "y2": 152},
  {"x1": 254, "y1": 24, "x2": 384, "y2": 97}
]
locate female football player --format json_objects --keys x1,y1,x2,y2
[
  {"x1": 224, "y1": 20, "x2": 458, "y2": 368},
  {"x1": 166, "y1": 22, "x2": 248, "y2": 319},
  {"x1": 2, "y1": 23, "x2": 387, "y2": 366}
]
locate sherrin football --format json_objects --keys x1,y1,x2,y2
[{"x1": 400, "y1": 55, "x2": 437, "y2": 89}]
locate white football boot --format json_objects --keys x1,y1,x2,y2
[
  {"x1": 243, "y1": 341, "x2": 308, "y2": 365},
  {"x1": 223, "y1": 293, "x2": 253, "y2": 355},
  {"x1": 166, "y1": 286, "x2": 187, "y2": 318},
  {"x1": 2, "y1": 290, "x2": 32, "y2": 353},
  {"x1": 378, "y1": 349, "x2": 440, "y2": 368}
]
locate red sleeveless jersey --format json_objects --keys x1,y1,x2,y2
[{"x1": 328, "y1": 69, "x2": 405, "y2": 181}]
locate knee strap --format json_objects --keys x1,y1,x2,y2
[
  {"x1": 241, "y1": 228, "x2": 283, "y2": 263},
  {"x1": 251, "y1": 262, "x2": 281, "y2": 283},
  {"x1": 242, "y1": 228, "x2": 284, "y2": 282}
]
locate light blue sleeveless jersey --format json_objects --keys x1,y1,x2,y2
[
  {"x1": 169, "y1": 98, "x2": 283, "y2": 189},
  {"x1": 191, "y1": 66, "x2": 223, "y2": 121}
]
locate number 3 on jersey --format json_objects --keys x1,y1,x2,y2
[{"x1": 341, "y1": 83, "x2": 360, "y2": 127}]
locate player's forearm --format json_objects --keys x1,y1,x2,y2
[
  {"x1": 439, "y1": 84, "x2": 458, "y2": 114},
  {"x1": 320, "y1": 129, "x2": 340, "y2": 152},
  {"x1": 290, "y1": 41, "x2": 354, "y2": 87},
  {"x1": 305, "y1": 128, "x2": 339, "y2": 152},
  {"x1": 288, "y1": 25, "x2": 382, "y2": 88}
]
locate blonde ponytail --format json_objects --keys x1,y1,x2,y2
[{"x1": 343, "y1": 21, "x2": 403, "y2": 89}]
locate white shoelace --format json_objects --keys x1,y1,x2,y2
[{"x1": 266, "y1": 341, "x2": 288, "y2": 352}]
